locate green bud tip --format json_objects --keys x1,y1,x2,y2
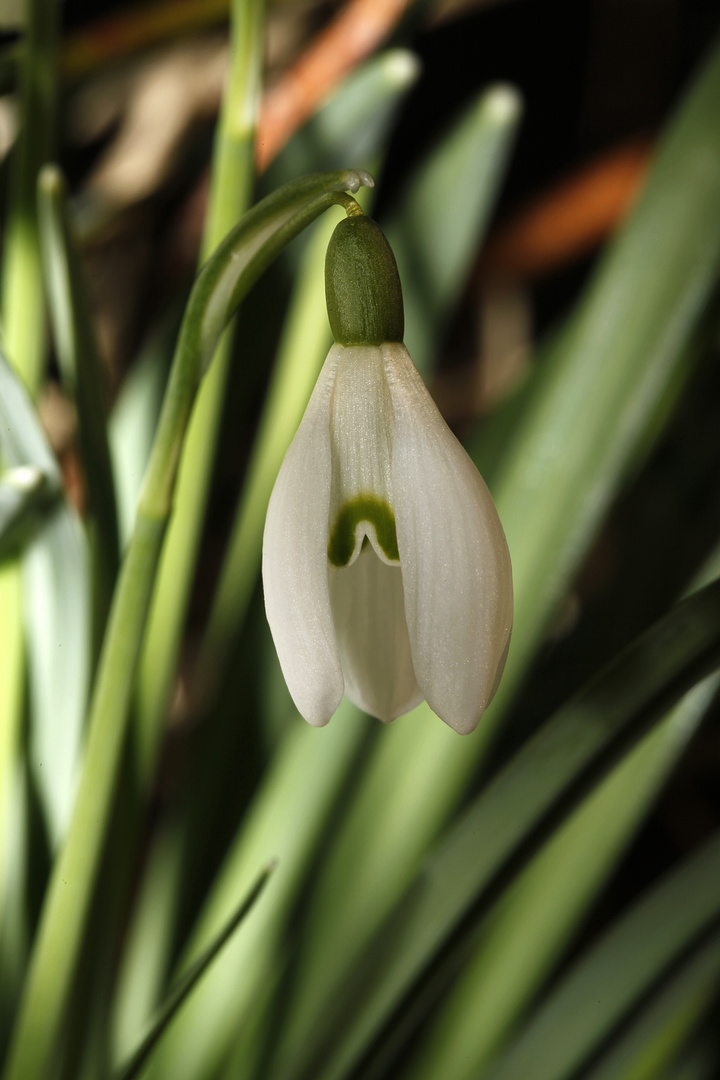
[{"x1": 325, "y1": 214, "x2": 404, "y2": 346}]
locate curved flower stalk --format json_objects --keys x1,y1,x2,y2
[{"x1": 263, "y1": 212, "x2": 513, "y2": 734}]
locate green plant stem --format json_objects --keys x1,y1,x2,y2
[
  {"x1": 135, "y1": 0, "x2": 263, "y2": 784},
  {"x1": 0, "y1": 172, "x2": 371, "y2": 1080}
]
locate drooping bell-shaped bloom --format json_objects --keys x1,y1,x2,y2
[{"x1": 262, "y1": 211, "x2": 512, "y2": 734}]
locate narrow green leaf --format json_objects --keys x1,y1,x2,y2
[
  {"x1": 108, "y1": 313, "x2": 177, "y2": 548},
  {"x1": 278, "y1": 579, "x2": 720, "y2": 1080},
  {"x1": 113, "y1": 863, "x2": 275, "y2": 1080},
  {"x1": 483, "y1": 836, "x2": 720, "y2": 1080},
  {"x1": 146, "y1": 703, "x2": 369, "y2": 1080},
  {"x1": 37, "y1": 163, "x2": 120, "y2": 640},
  {"x1": 384, "y1": 82, "x2": 522, "y2": 373},
  {"x1": 0, "y1": 347, "x2": 91, "y2": 847},
  {"x1": 581, "y1": 931, "x2": 720, "y2": 1080}
]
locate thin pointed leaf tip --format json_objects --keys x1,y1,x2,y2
[{"x1": 262, "y1": 212, "x2": 512, "y2": 734}]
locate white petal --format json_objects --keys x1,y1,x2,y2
[
  {"x1": 384, "y1": 344, "x2": 513, "y2": 734},
  {"x1": 328, "y1": 545, "x2": 422, "y2": 722},
  {"x1": 262, "y1": 348, "x2": 344, "y2": 725},
  {"x1": 327, "y1": 344, "x2": 398, "y2": 567}
]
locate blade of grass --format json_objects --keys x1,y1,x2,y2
[
  {"x1": 37, "y1": 164, "x2": 120, "y2": 648},
  {"x1": 134, "y1": 0, "x2": 264, "y2": 785},
  {"x1": 0, "y1": 168, "x2": 373, "y2": 1080},
  {"x1": 280, "y1": 35, "x2": 720, "y2": 1050},
  {"x1": 113, "y1": 863, "x2": 275, "y2": 1080},
  {"x1": 271, "y1": 578, "x2": 720, "y2": 1080}
]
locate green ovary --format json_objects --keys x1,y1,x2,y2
[{"x1": 327, "y1": 494, "x2": 399, "y2": 567}]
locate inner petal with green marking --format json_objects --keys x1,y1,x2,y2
[{"x1": 328, "y1": 493, "x2": 399, "y2": 568}]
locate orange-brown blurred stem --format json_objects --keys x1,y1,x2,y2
[
  {"x1": 256, "y1": 0, "x2": 415, "y2": 170},
  {"x1": 481, "y1": 137, "x2": 653, "y2": 281}
]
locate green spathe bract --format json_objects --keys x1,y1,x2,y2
[
  {"x1": 327, "y1": 493, "x2": 400, "y2": 567},
  {"x1": 325, "y1": 215, "x2": 404, "y2": 345}
]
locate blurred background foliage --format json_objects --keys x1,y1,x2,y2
[{"x1": 0, "y1": 1, "x2": 720, "y2": 1079}]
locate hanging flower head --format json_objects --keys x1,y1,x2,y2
[{"x1": 262, "y1": 207, "x2": 512, "y2": 734}]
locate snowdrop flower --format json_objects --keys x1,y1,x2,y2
[{"x1": 262, "y1": 211, "x2": 512, "y2": 734}]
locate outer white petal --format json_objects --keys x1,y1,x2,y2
[
  {"x1": 384, "y1": 344, "x2": 513, "y2": 735},
  {"x1": 262, "y1": 348, "x2": 344, "y2": 725},
  {"x1": 328, "y1": 545, "x2": 422, "y2": 721}
]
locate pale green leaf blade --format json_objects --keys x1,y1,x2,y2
[
  {"x1": 108, "y1": 314, "x2": 176, "y2": 548},
  {"x1": 384, "y1": 82, "x2": 522, "y2": 372},
  {"x1": 265, "y1": 49, "x2": 421, "y2": 186},
  {"x1": 114, "y1": 863, "x2": 275, "y2": 1080},
  {"x1": 581, "y1": 930, "x2": 720, "y2": 1080}
]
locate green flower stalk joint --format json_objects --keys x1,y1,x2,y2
[{"x1": 262, "y1": 209, "x2": 513, "y2": 734}]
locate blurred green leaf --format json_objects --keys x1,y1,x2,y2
[
  {"x1": 384, "y1": 82, "x2": 522, "y2": 373},
  {"x1": 109, "y1": 312, "x2": 178, "y2": 548},
  {"x1": 0, "y1": 346, "x2": 90, "y2": 847},
  {"x1": 113, "y1": 863, "x2": 275, "y2": 1080},
  {"x1": 37, "y1": 164, "x2": 120, "y2": 640},
  {"x1": 265, "y1": 49, "x2": 421, "y2": 189},
  {"x1": 483, "y1": 835, "x2": 720, "y2": 1080},
  {"x1": 581, "y1": 931, "x2": 720, "y2": 1080},
  {"x1": 277, "y1": 578, "x2": 720, "y2": 1080},
  {"x1": 147, "y1": 705, "x2": 369, "y2": 1080}
]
